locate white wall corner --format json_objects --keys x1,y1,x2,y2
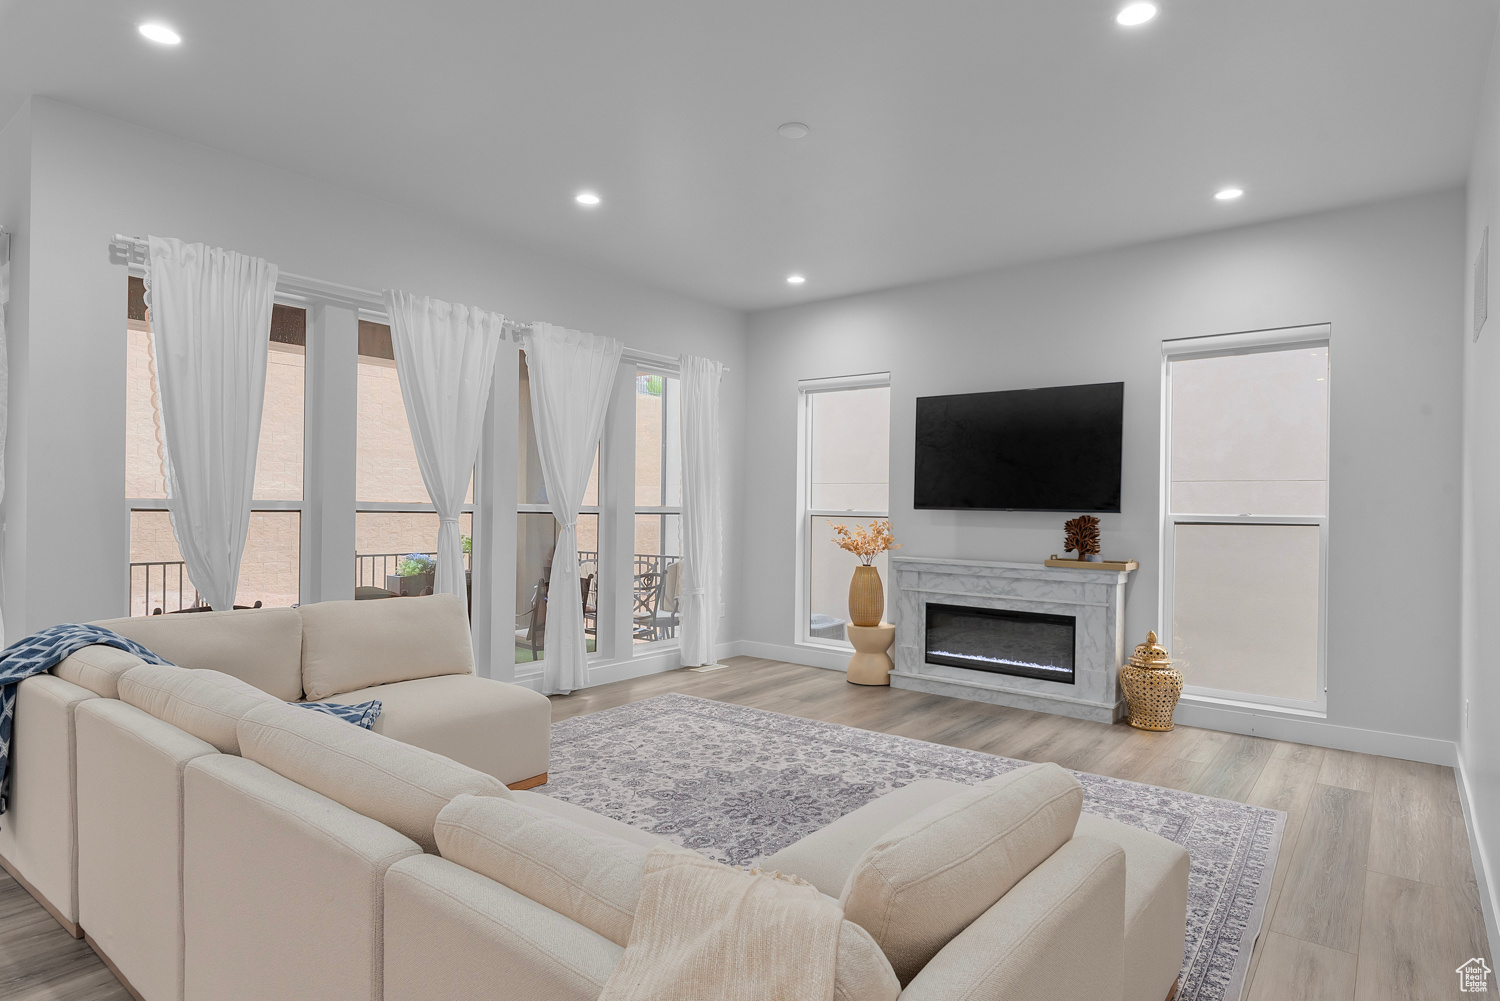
[{"x1": 1456, "y1": 753, "x2": 1500, "y2": 966}]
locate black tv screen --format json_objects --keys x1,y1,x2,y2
[{"x1": 914, "y1": 382, "x2": 1124, "y2": 512}]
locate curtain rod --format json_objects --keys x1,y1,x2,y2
[{"x1": 109, "y1": 234, "x2": 727, "y2": 372}]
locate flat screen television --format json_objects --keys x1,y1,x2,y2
[{"x1": 914, "y1": 382, "x2": 1124, "y2": 512}]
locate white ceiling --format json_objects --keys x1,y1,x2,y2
[{"x1": 0, "y1": 0, "x2": 1494, "y2": 310}]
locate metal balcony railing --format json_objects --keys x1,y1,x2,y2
[{"x1": 130, "y1": 560, "x2": 201, "y2": 615}]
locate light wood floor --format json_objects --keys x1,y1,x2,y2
[{"x1": 0, "y1": 657, "x2": 1489, "y2": 1000}]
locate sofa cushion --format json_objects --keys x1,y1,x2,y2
[
  {"x1": 763, "y1": 779, "x2": 970, "y2": 897},
  {"x1": 118, "y1": 664, "x2": 280, "y2": 755},
  {"x1": 237, "y1": 700, "x2": 508, "y2": 853},
  {"x1": 840, "y1": 762, "x2": 1084, "y2": 984},
  {"x1": 436, "y1": 794, "x2": 652, "y2": 947},
  {"x1": 325, "y1": 674, "x2": 549, "y2": 785},
  {"x1": 53, "y1": 644, "x2": 147, "y2": 699},
  {"x1": 433, "y1": 795, "x2": 901, "y2": 1000},
  {"x1": 298, "y1": 593, "x2": 474, "y2": 700},
  {"x1": 510, "y1": 790, "x2": 666, "y2": 850},
  {"x1": 93, "y1": 608, "x2": 305, "y2": 701}
]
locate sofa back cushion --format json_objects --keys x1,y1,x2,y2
[
  {"x1": 53, "y1": 644, "x2": 148, "y2": 699},
  {"x1": 435, "y1": 794, "x2": 652, "y2": 947},
  {"x1": 93, "y1": 608, "x2": 305, "y2": 702},
  {"x1": 118, "y1": 663, "x2": 280, "y2": 755},
  {"x1": 839, "y1": 761, "x2": 1084, "y2": 984},
  {"x1": 237, "y1": 701, "x2": 507, "y2": 852},
  {"x1": 297, "y1": 593, "x2": 473, "y2": 701},
  {"x1": 434, "y1": 795, "x2": 901, "y2": 1000}
]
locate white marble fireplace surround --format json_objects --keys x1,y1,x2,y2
[{"x1": 891, "y1": 557, "x2": 1134, "y2": 723}]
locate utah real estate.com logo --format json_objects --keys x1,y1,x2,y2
[{"x1": 1458, "y1": 957, "x2": 1492, "y2": 993}]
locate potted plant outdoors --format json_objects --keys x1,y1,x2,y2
[
  {"x1": 387, "y1": 553, "x2": 437, "y2": 597},
  {"x1": 828, "y1": 519, "x2": 900, "y2": 628}
]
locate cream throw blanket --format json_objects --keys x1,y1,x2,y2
[{"x1": 600, "y1": 847, "x2": 844, "y2": 1001}]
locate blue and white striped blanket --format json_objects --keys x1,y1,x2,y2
[{"x1": 0, "y1": 623, "x2": 381, "y2": 819}]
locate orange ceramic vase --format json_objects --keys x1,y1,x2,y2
[{"x1": 848, "y1": 565, "x2": 885, "y2": 627}]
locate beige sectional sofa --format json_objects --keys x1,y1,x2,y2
[
  {"x1": 0, "y1": 593, "x2": 1191, "y2": 1001},
  {"x1": 0, "y1": 594, "x2": 550, "y2": 948}
]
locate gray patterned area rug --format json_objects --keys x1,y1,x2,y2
[{"x1": 540, "y1": 693, "x2": 1284, "y2": 1001}]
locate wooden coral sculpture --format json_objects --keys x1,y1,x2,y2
[{"x1": 1063, "y1": 515, "x2": 1101, "y2": 559}]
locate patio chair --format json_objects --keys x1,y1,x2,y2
[
  {"x1": 631, "y1": 570, "x2": 664, "y2": 641},
  {"x1": 515, "y1": 577, "x2": 549, "y2": 660},
  {"x1": 582, "y1": 573, "x2": 597, "y2": 637},
  {"x1": 649, "y1": 560, "x2": 682, "y2": 639}
]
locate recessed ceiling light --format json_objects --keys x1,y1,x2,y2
[
  {"x1": 786, "y1": 274, "x2": 806, "y2": 285},
  {"x1": 778, "y1": 122, "x2": 810, "y2": 139},
  {"x1": 138, "y1": 22, "x2": 182, "y2": 45},
  {"x1": 575, "y1": 191, "x2": 601, "y2": 206},
  {"x1": 1115, "y1": 3, "x2": 1158, "y2": 26},
  {"x1": 1215, "y1": 187, "x2": 1245, "y2": 201}
]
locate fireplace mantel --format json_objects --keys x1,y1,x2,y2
[{"x1": 889, "y1": 556, "x2": 1135, "y2": 722}]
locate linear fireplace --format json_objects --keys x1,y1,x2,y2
[
  {"x1": 893, "y1": 557, "x2": 1134, "y2": 721},
  {"x1": 924, "y1": 602, "x2": 1076, "y2": 685}
]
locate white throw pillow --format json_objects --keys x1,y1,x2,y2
[{"x1": 839, "y1": 761, "x2": 1084, "y2": 984}]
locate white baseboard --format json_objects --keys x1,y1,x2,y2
[
  {"x1": 1171, "y1": 702, "x2": 1457, "y2": 766},
  {"x1": 506, "y1": 639, "x2": 751, "y2": 693},
  {"x1": 1456, "y1": 754, "x2": 1500, "y2": 965},
  {"x1": 738, "y1": 639, "x2": 851, "y2": 672}
]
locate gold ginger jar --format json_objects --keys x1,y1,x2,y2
[
  {"x1": 1119, "y1": 631, "x2": 1182, "y2": 732},
  {"x1": 848, "y1": 565, "x2": 885, "y2": 628}
]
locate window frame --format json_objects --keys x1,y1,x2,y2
[
  {"x1": 795, "y1": 372, "x2": 893, "y2": 652},
  {"x1": 353, "y1": 318, "x2": 476, "y2": 594},
  {"x1": 1159, "y1": 324, "x2": 1331, "y2": 717},
  {"x1": 630, "y1": 363, "x2": 684, "y2": 654},
  {"x1": 126, "y1": 291, "x2": 312, "y2": 612},
  {"x1": 516, "y1": 348, "x2": 605, "y2": 667}
]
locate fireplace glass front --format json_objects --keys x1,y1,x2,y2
[{"x1": 924, "y1": 603, "x2": 1076, "y2": 684}]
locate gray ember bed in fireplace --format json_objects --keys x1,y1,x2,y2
[{"x1": 924, "y1": 602, "x2": 1076, "y2": 685}]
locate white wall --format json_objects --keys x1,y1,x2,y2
[
  {"x1": 0, "y1": 101, "x2": 31, "y2": 644},
  {"x1": 0, "y1": 97, "x2": 747, "y2": 680},
  {"x1": 1461, "y1": 4, "x2": 1500, "y2": 963},
  {"x1": 745, "y1": 189, "x2": 1464, "y2": 759}
]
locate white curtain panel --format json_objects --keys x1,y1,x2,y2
[
  {"x1": 678, "y1": 354, "x2": 725, "y2": 666},
  {"x1": 0, "y1": 253, "x2": 8, "y2": 644},
  {"x1": 383, "y1": 290, "x2": 505, "y2": 610},
  {"x1": 520, "y1": 323, "x2": 622, "y2": 695},
  {"x1": 146, "y1": 236, "x2": 278, "y2": 611}
]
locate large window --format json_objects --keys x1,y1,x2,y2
[
  {"x1": 126, "y1": 277, "x2": 305, "y2": 614},
  {"x1": 798, "y1": 375, "x2": 892, "y2": 647},
  {"x1": 634, "y1": 370, "x2": 682, "y2": 647},
  {"x1": 516, "y1": 354, "x2": 599, "y2": 664},
  {"x1": 355, "y1": 320, "x2": 473, "y2": 599},
  {"x1": 1162, "y1": 326, "x2": 1330, "y2": 713}
]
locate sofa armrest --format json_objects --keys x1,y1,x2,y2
[
  {"x1": 899, "y1": 835, "x2": 1126, "y2": 1001},
  {"x1": 384, "y1": 854, "x2": 621, "y2": 1001},
  {"x1": 0, "y1": 674, "x2": 99, "y2": 930},
  {"x1": 184, "y1": 754, "x2": 423, "y2": 1001},
  {"x1": 76, "y1": 698, "x2": 219, "y2": 1001}
]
